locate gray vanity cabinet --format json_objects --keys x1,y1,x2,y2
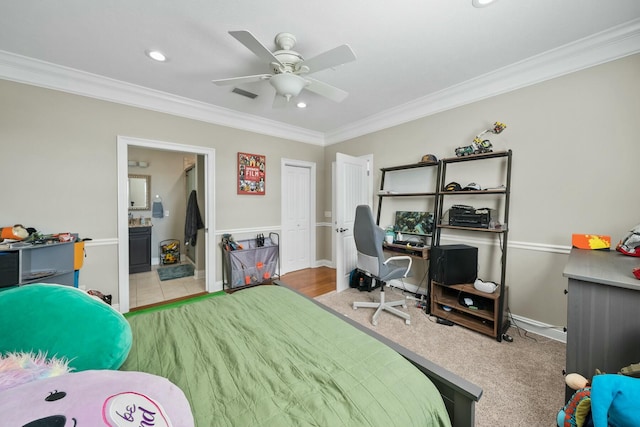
[{"x1": 129, "y1": 226, "x2": 152, "y2": 273}]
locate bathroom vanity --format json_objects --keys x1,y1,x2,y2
[{"x1": 129, "y1": 220, "x2": 152, "y2": 273}]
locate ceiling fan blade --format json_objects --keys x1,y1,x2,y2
[
  {"x1": 211, "y1": 74, "x2": 271, "y2": 86},
  {"x1": 300, "y1": 44, "x2": 356, "y2": 74},
  {"x1": 229, "y1": 30, "x2": 282, "y2": 65},
  {"x1": 304, "y1": 77, "x2": 349, "y2": 103}
]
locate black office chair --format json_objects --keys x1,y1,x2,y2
[{"x1": 352, "y1": 205, "x2": 412, "y2": 325}]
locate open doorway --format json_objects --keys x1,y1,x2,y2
[{"x1": 117, "y1": 136, "x2": 216, "y2": 314}]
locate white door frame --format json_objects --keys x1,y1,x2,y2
[
  {"x1": 280, "y1": 158, "x2": 316, "y2": 275},
  {"x1": 117, "y1": 136, "x2": 216, "y2": 313}
]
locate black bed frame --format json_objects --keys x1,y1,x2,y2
[{"x1": 275, "y1": 281, "x2": 482, "y2": 427}]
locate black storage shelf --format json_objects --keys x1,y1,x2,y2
[{"x1": 432, "y1": 149, "x2": 512, "y2": 342}]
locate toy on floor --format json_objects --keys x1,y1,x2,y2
[
  {"x1": 590, "y1": 374, "x2": 640, "y2": 427},
  {"x1": 557, "y1": 373, "x2": 592, "y2": 427},
  {"x1": 558, "y1": 366, "x2": 640, "y2": 427},
  {"x1": 0, "y1": 369, "x2": 194, "y2": 426}
]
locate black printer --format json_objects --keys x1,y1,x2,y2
[{"x1": 449, "y1": 205, "x2": 494, "y2": 228}]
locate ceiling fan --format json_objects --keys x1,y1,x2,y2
[{"x1": 212, "y1": 30, "x2": 356, "y2": 107}]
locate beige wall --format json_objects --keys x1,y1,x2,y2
[
  {"x1": 0, "y1": 80, "x2": 324, "y2": 303},
  {"x1": 324, "y1": 53, "x2": 640, "y2": 330},
  {"x1": 2, "y1": 53, "x2": 638, "y2": 330}
]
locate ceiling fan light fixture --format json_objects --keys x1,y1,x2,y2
[
  {"x1": 269, "y1": 73, "x2": 307, "y2": 100},
  {"x1": 472, "y1": 0, "x2": 497, "y2": 7}
]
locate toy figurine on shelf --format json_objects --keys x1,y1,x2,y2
[{"x1": 455, "y1": 121, "x2": 507, "y2": 157}]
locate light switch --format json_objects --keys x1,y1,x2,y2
[{"x1": 165, "y1": 210, "x2": 170, "y2": 217}]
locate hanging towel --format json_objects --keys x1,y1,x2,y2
[
  {"x1": 152, "y1": 201, "x2": 164, "y2": 218},
  {"x1": 185, "y1": 190, "x2": 204, "y2": 246}
]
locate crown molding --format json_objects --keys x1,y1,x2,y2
[
  {"x1": 325, "y1": 18, "x2": 640, "y2": 145},
  {"x1": 1, "y1": 18, "x2": 638, "y2": 147},
  {"x1": 0, "y1": 50, "x2": 325, "y2": 145}
]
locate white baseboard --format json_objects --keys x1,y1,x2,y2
[
  {"x1": 508, "y1": 313, "x2": 566, "y2": 343},
  {"x1": 314, "y1": 259, "x2": 333, "y2": 268}
]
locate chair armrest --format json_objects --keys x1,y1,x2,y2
[{"x1": 384, "y1": 255, "x2": 412, "y2": 277}]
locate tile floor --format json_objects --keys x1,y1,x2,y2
[{"x1": 129, "y1": 263, "x2": 206, "y2": 309}]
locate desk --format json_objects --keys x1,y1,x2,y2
[
  {"x1": 563, "y1": 248, "x2": 640, "y2": 399},
  {"x1": 383, "y1": 242, "x2": 430, "y2": 259}
]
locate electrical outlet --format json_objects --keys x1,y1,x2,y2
[
  {"x1": 324, "y1": 211, "x2": 331, "y2": 218},
  {"x1": 165, "y1": 210, "x2": 170, "y2": 217}
]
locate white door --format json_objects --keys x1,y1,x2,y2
[
  {"x1": 282, "y1": 164, "x2": 311, "y2": 272},
  {"x1": 335, "y1": 153, "x2": 371, "y2": 292}
]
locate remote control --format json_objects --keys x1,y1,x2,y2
[{"x1": 436, "y1": 318, "x2": 454, "y2": 326}]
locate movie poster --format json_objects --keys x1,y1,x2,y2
[{"x1": 237, "y1": 152, "x2": 266, "y2": 195}]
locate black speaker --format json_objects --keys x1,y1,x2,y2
[{"x1": 430, "y1": 244, "x2": 477, "y2": 285}]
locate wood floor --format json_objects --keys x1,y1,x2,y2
[
  {"x1": 130, "y1": 267, "x2": 336, "y2": 311},
  {"x1": 279, "y1": 266, "x2": 336, "y2": 298}
]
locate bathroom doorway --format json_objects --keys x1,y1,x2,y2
[{"x1": 117, "y1": 136, "x2": 216, "y2": 314}]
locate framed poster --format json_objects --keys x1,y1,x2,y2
[{"x1": 237, "y1": 152, "x2": 266, "y2": 195}]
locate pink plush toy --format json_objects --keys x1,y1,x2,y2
[
  {"x1": 0, "y1": 352, "x2": 71, "y2": 392},
  {"x1": 0, "y1": 369, "x2": 194, "y2": 426}
]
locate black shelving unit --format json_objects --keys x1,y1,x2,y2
[
  {"x1": 431, "y1": 150, "x2": 512, "y2": 341},
  {"x1": 376, "y1": 160, "x2": 442, "y2": 228}
]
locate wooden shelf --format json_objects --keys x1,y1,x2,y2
[
  {"x1": 437, "y1": 225, "x2": 506, "y2": 233},
  {"x1": 431, "y1": 281, "x2": 504, "y2": 339},
  {"x1": 381, "y1": 161, "x2": 439, "y2": 172},
  {"x1": 441, "y1": 150, "x2": 511, "y2": 163},
  {"x1": 378, "y1": 192, "x2": 438, "y2": 197}
]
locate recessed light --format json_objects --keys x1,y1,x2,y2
[
  {"x1": 296, "y1": 102, "x2": 307, "y2": 108},
  {"x1": 472, "y1": 0, "x2": 496, "y2": 7},
  {"x1": 146, "y1": 50, "x2": 167, "y2": 62}
]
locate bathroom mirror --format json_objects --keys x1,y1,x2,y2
[{"x1": 128, "y1": 174, "x2": 150, "y2": 210}]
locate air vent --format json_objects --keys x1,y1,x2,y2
[{"x1": 232, "y1": 88, "x2": 258, "y2": 99}]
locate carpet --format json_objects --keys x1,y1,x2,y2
[
  {"x1": 157, "y1": 264, "x2": 194, "y2": 281},
  {"x1": 314, "y1": 287, "x2": 566, "y2": 427}
]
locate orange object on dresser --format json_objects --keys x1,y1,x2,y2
[{"x1": 571, "y1": 234, "x2": 611, "y2": 250}]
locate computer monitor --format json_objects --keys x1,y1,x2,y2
[{"x1": 394, "y1": 211, "x2": 434, "y2": 237}]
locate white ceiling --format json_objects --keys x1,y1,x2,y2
[{"x1": 1, "y1": 1, "x2": 639, "y2": 144}]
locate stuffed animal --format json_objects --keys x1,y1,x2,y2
[
  {"x1": 558, "y1": 368, "x2": 640, "y2": 427},
  {"x1": 0, "y1": 369, "x2": 194, "y2": 426},
  {"x1": 590, "y1": 374, "x2": 640, "y2": 427},
  {"x1": 0, "y1": 224, "x2": 29, "y2": 242},
  {"x1": 0, "y1": 351, "x2": 72, "y2": 393},
  {"x1": 557, "y1": 373, "x2": 592, "y2": 427}
]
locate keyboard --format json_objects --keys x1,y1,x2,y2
[{"x1": 392, "y1": 241, "x2": 425, "y2": 248}]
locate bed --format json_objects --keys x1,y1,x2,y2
[{"x1": 120, "y1": 282, "x2": 482, "y2": 427}]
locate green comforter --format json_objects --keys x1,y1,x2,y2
[{"x1": 121, "y1": 285, "x2": 450, "y2": 427}]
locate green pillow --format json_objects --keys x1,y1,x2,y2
[{"x1": 0, "y1": 284, "x2": 132, "y2": 371}]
